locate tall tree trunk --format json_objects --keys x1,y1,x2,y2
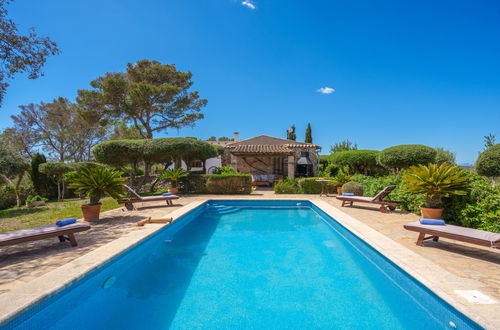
[{"x1": 14, "y1": 174, "x2": 24, "y2": 207}]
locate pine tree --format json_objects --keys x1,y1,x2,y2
[{"x1": 305, "y1": 123, "x2": 312, "y2": 143}]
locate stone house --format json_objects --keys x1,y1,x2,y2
[{"x1": 222, "y1": 135, "x2": 321, "y2": 179}]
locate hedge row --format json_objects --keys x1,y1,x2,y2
[
  {"x1": 180, "y1": 174, "x2": 252, "y2": 194},
  {"x1": 274, "y1": 177, "x2": 336, "y2": 194}
]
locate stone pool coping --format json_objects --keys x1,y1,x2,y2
[{"x1": 0, "y1": 198, "x2": 497, "y2": 328}]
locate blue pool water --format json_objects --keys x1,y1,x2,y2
[{"x1": 2, "y1": 200, "x2": 481, "y2": 329}]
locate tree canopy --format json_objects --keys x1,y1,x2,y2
[
  {"x1": 0, "y1": 0, "x2": 59, "y2": 106},
  {"x1": 476, "y1": 144, "x2": 500, "y2": 178},
  {"x1": 377, "y1": 144, "x2": 436, "y2": 170},
  {"x1": 93, "y1": 138, "x2": 222, "y2": 169},
  {"x1": 286, "y1": 125, "x2": 296, "y2": 141},
  {"x1": 330, "y1": 150, "x2": 380, "y2": 175},
  {"x1": 77, "y1": 59, "x2": 207, "y2": 139},
  {"x1": 330, "y1": 140, "x2": 358, "y2": 153},
  {"x1": 9, "y1": 97, "x2": 109, "y2": 162}
]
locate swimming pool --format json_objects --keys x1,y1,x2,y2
[{"x1": 2, "y1": 200, "x2": 481, "y2": 329}]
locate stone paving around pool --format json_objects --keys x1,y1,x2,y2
[{"x1": 0, "y1": 190, "x2": 499, "y2": 326}]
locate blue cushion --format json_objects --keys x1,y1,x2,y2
[
  {"x1": 419, "y1": 218, "x2": 445, "y2": 225},
  {"x1": 162, "y1": 193, "x2": 172, "y2": 196},
  {"x1": 56, "y1": 218, "x2": 77, "y2": 227},
  {"x1": 342, "y1": 193, "x2": 355, "y2": 196}
]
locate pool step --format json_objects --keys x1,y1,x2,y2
[{"x1": 206, "y1": 205, "x2": 241, "y2": 215}]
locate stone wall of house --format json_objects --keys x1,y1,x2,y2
[
  {"x1": 292, "y1": 148, "x2": 319, "y2": 176},
  {"x1": 235, "y1": 156, "x2": 286, "y2": 174}
]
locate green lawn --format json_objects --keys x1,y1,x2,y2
[{"x1": 0, "y1": 198, "x2": 121, "y2": 232}]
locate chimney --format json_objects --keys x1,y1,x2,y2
[{"x1": 233, "y1": 132, "x2": 239, "y2": 142}]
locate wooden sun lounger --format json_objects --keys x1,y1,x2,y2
[
  {"x1": 404, "y1": 222, "x2": 500, "y2": 249},
  {"x1": 0, "y1": 222, "x2": 91, "y2": 248},
  {"x1": 118, "y1": 185, "x2": 179, "y2": 211},
  {"x1": 335, "y1": 185, "x2": 400, "y2": 213}
]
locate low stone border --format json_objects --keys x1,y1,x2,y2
[{"x1": 0, "y1": 198, "x2": 497, "y2": 328}]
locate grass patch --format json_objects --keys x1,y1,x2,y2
[{"x1": 0, "y1": 198, "x2": 120, "y2": 232}]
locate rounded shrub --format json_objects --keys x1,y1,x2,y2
[
  {"x1": 342, "y1": 181, "x2": 364, "y2": 196},
  {"x1": 331, "y1": 150, "x2": 379, "y2": 175},
  {"x1": 476, "y1": 144, "x2": 500, "y2": 178},
  {"x1": 377, "y1": 144, "x2": 436, "y2": 170}
]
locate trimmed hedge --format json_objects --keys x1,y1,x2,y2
[
  {"x1": 377, "y1": 144, "x2": 436, "y2": 170},
  {"x1": 179, "y1": 173, "x2": 252, "y2": 194},
  {"x1": 330, "y1": 150, "x2": 380, "y2": 175},
  {"x1": 206, "y1": 174, "x2": 252, "y2": 194},
  {"x1": 93, "y1": 138, "x2": 222, "y2": 167},
  {"x1": 476, "y1": 144, "x2": 500, "y2": 178},
  {"x1": 274, "y1": 177, "x2": 335, "y2": 194}
]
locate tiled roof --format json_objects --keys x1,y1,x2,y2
[
  {"x1": 226, "y1": 135, "x2": 320, "y2": 154},
  {"x1": 231, "y1": 144, "x2": 294, "y2": 155}
]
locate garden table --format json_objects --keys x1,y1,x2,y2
[{"x1": 315, "y1": 179, "x2": 332, "y2": 197}]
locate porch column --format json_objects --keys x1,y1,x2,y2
[{"x1": 287, "y1": 155, "x2": 295, "y2": 179}]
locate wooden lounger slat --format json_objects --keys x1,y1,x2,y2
[
  {"x1": 404, "y1": 222, "x2": 500, "y2": 249},
  {"x1": 0, "y1": 222, "x2": 90, "y2": 248}
]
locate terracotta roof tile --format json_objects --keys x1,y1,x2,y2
[
  {"x1": 226, "y1": 135, "x2": 320, "y2": 150},
  {"x1": 231, "y1": 144, "x2": 294, "y2": 155}
]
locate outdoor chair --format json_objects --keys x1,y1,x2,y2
[
  {"x1": 118, "y1": 185, "x2": 179, "y2": 211},
  {"x1": 335, "y1": 185, "x2": 400, "y2": 213},
  {"x1": 0, "y1": 222, "x2": 90, "y2": 248},
  {"x1": 404, "y1": 222, "x2": 500, "y2": 249}
]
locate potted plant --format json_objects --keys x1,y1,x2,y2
[
  {"x1": 403, "y1": 163, "x2": 469, "y2": 219},
  {"x1": 331, "y1": 166, "x2": 352, "y2": 195},
  {"x1": 26, "y1": 195, "x2": 48, "y2": 208},
  {"x1": 159, "y1": 168, "x2": 188, "y2": 194},
  {"x1": 67, "y1": 167, "x2": 125, "y2": 221}
]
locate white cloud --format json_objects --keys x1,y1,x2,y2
[
  {"x1": 317, "y1": 87, "x2": 335, "y2": 94},
  {"x1": 241, "y1": 0, "x2": 256, "y2": 9}
]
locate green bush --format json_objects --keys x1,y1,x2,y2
[
  {"x1": 377, "y1": 145, "x2": 437, "y2": 170},
  {"x1": 26, "y1": 195, "x2": 48, "y2": 204},
  {"x1": 330, "y1": 150, "x2": 381, "y2": 175},
  {"x1": 0, "y1": 186, "x2": 16, "y2": 209},
  {"x1": 212, "y1": 166, "x2": 236, "y2": 174},
  {"x1": 205, "y1": 174, "x2": 252, "y2": 194},
  {"x1": 342, "y1": 181, "x2": 363, "y2": 195},
  {"x1": 274, "y1": 177, "x2": 299, "y2": 194},
  {"x1": 179, "y1": 174, "x2": 208, "y2": 194},
  {"x1": 476, "y1": 144, "x2": 500, "y2": 178},
  {"x1": 298, "y1": 178, "x2": 323, "y2": 194},
  {"x1": 442, "y1": 173, "x2": 500, "y2": 232},
  {"x1": 30, "y1": 153, "x2": 54, "y2": 198},
  {"x1": 0, "y1": 184, "x2": 34, "y2": 210}
]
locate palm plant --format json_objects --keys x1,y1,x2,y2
[
  {"x1": 402, "y1": 163, "x2": 469, "y2": 208},
  {"x1": 159, "y1": 168, "x2": 188, "y2": 188},
  {"x1": 331, "y1": 166, "x2": 352, "y2": 186},
  {"x1": 68, "y1": 167, "x2": 125, "y2": 205}
]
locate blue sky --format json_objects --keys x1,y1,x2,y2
[{"x1": 3, "y1": 0, "x2": 499, "y2": 164}]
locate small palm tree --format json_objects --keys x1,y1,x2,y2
[
  {"x1": 68, "y1": 167, "x2": 125, "y2": 205},
  {"x1": 403, "y1": 163, "x2": 469, "y2": 208},
  {"x1": 159, "y1": 168, "x2": 188, "y2": 188}
]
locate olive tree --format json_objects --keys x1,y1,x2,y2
[
  {"x1": 0, "y1": 147, "x2": 29, "y2": 206},
  {"x1": 39, "y1": 162, "x2": 74, "y2": 201}
]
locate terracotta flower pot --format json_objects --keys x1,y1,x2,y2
[
  {"x1": 81, "y1": 204, "x2": 101, "y2": 221},
  {"x1": 168, "y1": 187, "x2": 179, "y2": 194},
  {"x1": 420, "y1": 206, "x2": 444, "y2": 219},
  {"x1": 336, "y1": 187, "x2": 343, "y2": 195}
]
